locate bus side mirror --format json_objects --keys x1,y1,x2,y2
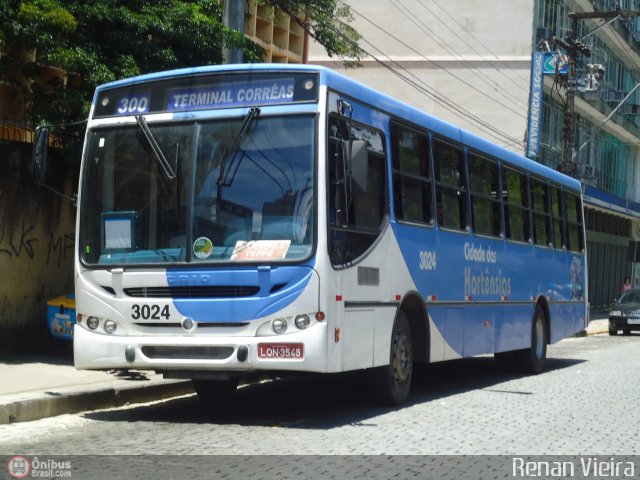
[
  {"x1": 32, "y1": 126, "x2": 49, "y2": 181},
  {"x1": 346, "y1": 139, "x2": 368, "y2": 195}
]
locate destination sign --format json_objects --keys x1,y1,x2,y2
[
  {"x1": 93, "y1": 72, "x2": 318, "y2": 118},
  {"x1": 167, "y1": 79, "x2": 294, "y2": 111}
]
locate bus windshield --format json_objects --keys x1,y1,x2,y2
[{"x1": 79, "y1": 114, "x2": 315, "y2": 266}]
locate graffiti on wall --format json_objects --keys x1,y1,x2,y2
[
  {"x1": 47, "y1": 232, "x2": 76, "y2": 267},
  {"x1": 0, "y1": 217, "x2": 38, "y2": 259},
  {"x1": 0, "y1": 213, "x2": 75, "y2": 265}
]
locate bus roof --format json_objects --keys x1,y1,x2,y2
[{"x1": 94, "y1": 63, "x2": 581, "y2": 192}]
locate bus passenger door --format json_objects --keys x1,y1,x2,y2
[{"x1": 326, "y1": 99, "x2": 390, "y2": 372}]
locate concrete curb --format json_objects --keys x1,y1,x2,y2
[
  {"x1": 576, "y1": 325, "x2": 609, "y2": 336},
  {"x1": 0, "y1": 380, "x2": 193, "y2": 425},
  {"x1": 588, "y1": 328, "x2": 609, "y2": 335}
]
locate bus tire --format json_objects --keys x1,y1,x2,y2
[
  {"x1": 192, "y1": 378, "x2": 238, "y2": 405},
  {"x1": 517, "y1": 305, "x2": 547, "y2": 374},
  {"x1": 368, "y1": 311, "x2": 413, "y2": 406}
]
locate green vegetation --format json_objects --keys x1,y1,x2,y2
[{"x1": 0, "y1": 0, "x2": 363, "y2": 151}]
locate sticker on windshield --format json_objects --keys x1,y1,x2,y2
[
  {"x1": 193, "y1": 237, "x2": 213, "y2": 259},
  {"x1": 231, "y1": 240, "x2": 291, "y2": 261}
]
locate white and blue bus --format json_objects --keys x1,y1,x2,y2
[{"x1": 72, "y1": 64, "x2": 587, "y2": 405}]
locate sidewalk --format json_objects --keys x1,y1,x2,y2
[
  {"x1": 0, "y1": 355, "x2": 192, "y2": 425},
  {"x1": 584, "y1": 309, "x2": 609, "y2": 335},
  {"x1": 0, "y1": 311, "x2": 610, "y2": 425}
]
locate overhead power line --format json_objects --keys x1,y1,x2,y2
[
  {"x1": 396, "y1": 0, "x2": 529, "y2": 107},
  {"x1": 322, "y1": 16, "x2": 525, "y2": 148},
  {"x1": 429, "y1": 0, "x2": 531, "y2": 94},
  {"x1": 332, "y1": 3, "x2": 525, "y2": 148},
  {"x1": 359, "y1": 37, "x2": 526, "y2": 149},
  {"x1": 354, "y1": 2, "x2": 528, "y2": 120}
]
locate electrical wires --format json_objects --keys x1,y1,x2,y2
[{"x1": 329, "y1": 1, "x2": 528, "y2": 150}]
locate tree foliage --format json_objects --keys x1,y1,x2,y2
[{"x1": 0, "y1": 0, "x2": 363, "y2": 152}]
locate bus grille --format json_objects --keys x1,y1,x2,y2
[
  {"x1": 141, "y1": 345, "x2": 235, "y2": 360},
  {"x1": 123, "y1": 286, "x2": 260, "y2": 298}
]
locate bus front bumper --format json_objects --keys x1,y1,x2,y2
[{"x1": 73, "y1": 324, "x2": 327, "y2": 374}]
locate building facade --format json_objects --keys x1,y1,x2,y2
[
  {"x1": 534, "y1": 0, "x2": 640, "y2": 308},
  {"x1": 308, "y1": 0, "x2": 534, "y2": 153},
  {"x1": 308, "y1": 0, "x2": 640, "y2": 310},
  {"x1": 244, "y1": 3, "x2": 307, "y2": 63}
]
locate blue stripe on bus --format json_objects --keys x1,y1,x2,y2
[
  {"x1": 391, "y1": 223, "x2": 585, "y2": 303},
  {"x1": 166, "y1": 262, "x2": 315, "y2": 323},
  {"x1": 390, "y1": 222, "x2": 585, "y2": 356}
]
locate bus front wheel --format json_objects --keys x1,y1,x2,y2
[
  {"x1": 368, "y1": 311, "x2": 413, "y2": 406},
  {"x1": 517, "y1": 305, "x2": 548, "y2": 374}
]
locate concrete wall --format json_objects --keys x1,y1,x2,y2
[
  {"x1": 308, "y1": 0, "x2": 534, "y2": 153},
  {"x1": 0, "y1": 142, "x2": 76, "y2": 354}
]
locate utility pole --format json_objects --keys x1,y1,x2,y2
[
  {"x1": 558, "y1": 9, "x2": 640, "y2": 176},
  {"x1": 223, "y1": 0, "x2": 245, "y2": 64}
]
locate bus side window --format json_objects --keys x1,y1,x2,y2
[
  {"x1": 550, "y1": 185, "x2": 565, "y2": 248},
  {"x1": 433, "y1": 140, "x2": 467, "y2": 231},
  {"x1": 530, "y1": 177, "x2": 551, "y2": 247},
  {"x1": 468, "y1": 152, "x2": 501, "y2": 237},
  {"x1": 391, "y1": 124, "x2": 432, "y2": 225},
  {"x1": 503, "y1": 167, "x2": 531, "y2": 242},
  {"x1": 565, "y1": 191, "x2": 584, "y2": 252}
]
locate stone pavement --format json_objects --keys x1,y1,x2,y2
[{"x1": 0, "y1": 312, "x2": 609, "y2": 425}]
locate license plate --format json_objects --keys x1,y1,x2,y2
[
  {"x1": 628, "y1": 318, "x2": 640, "y2": 324},
  {"x1": 258, "y1": 343, "x2": 304, "y2": 359}
]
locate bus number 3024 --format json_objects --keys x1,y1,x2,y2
[{"x1": 131, "y1": 304, "x2": 170, "y2": 320}]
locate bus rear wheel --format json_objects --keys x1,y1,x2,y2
[
  {"x1": 368, "y1": 311, "x2": 413, "y2": 406},
  {"x1": 516, "y1": 305, "x2": 547, "y2": 374},
  {"x1": 192, "y1": 378, "x2": 238, "y2": 405}
]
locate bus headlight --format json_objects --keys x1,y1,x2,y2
[
  {"x1": 272, "y1": 318, "x2": 287, "y2": 334},
  {"x1": 295, "y1": 314, "x2": 310, "y2": 329},
  {"x1": 104, "y1": 320, "x2": 118, "y2": 334},
  {"x1": 87, "y1": 316, "x2": 100, "y2": 330}
]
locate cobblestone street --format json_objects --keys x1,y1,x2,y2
[{"x1": 1, "y1": 333, "x2": 637, "y2": 457}]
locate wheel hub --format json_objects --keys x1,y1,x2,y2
[{"x1": 392, "y1": 332, "x2": 411, "y2": 382}]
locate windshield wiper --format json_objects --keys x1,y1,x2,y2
[
  {"x1": 135, "y1": 115, "x2": 176, "y2": 180},
  {"x1": 216, "y1": 106, "x2": 260, "y2": 188},
  {"x1": 214, "y1": 106, "x2": 260, "y2": 223}
]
